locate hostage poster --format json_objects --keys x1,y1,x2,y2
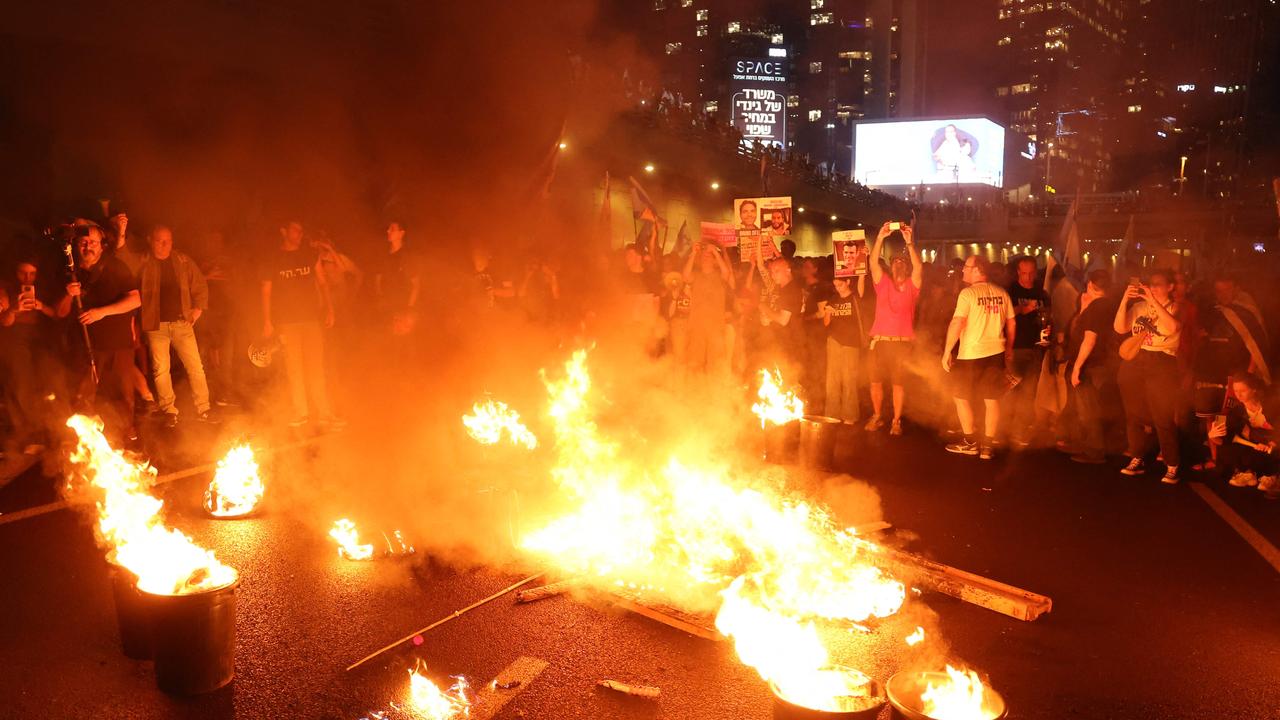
[{"x1": 832, "y1": 230, "x2": 869, "y2": 277}]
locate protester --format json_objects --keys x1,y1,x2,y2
[
  {"x1": 55, "y1": 223, "x2": 142, "y2": 442},
  {"x1": 756, "y1": 256, "x2": 803, "y2": 375},
  {"x1": 865, "y1": 222, "x2": 922, "y2": 436},
  {"x1": 137, "y1": 225, "x2": 217, "y2": 427},
  {"x1": 1113, "y1": 269, "x2": 1182, "y2": 483},
  {"x1": 942, "y1": 254, "x2": 1014, "y2": 459},
  {"x1": 822, "y1": 273, "x2": 872, "y2": 424},
  {"x1": 1066, "y1": 269, "x2": 1115, "y2": 464},
  {"x1": 1210, "y1": 374, "x2": 1279, "y2": 498},
  {"x1": 194, "y1": 230, "x2": 243, "y2": 407},
  {"x1": 0, "y1": 258, "x2": 60, "y2": 453},
  {"x1": 682, "y1": 242, "x2": 733, "y2": 376},
  {"x1": 798, "y1": 258, "x2": 829, "y2": 408},
  {"x1": 99, "y1": 212, "x2": 161, "y2": 416},
  {"x1": 518, "y1": 255, "x2": 560, "y2": 327},
  {"x1": 260, "y1": 220, "x2": 344, "y2": 430},
  {"x1": 1006, "y1": 257, "x2": 1050, "y2": 445},
  {"x1": 374, "y1": 221, "x2": 421, "y2": 335}
]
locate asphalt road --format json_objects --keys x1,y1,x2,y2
[{"x1": 1, "y1": 419, "x2": 1278, "y2": 720}]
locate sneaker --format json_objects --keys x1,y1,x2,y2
[
  {"x1": 945, "y1": 438, "x2": 980, "y2": 456},
  {"x1": 1120, "y1": 457, "x2": 1146, "y2": 476},
  {"x1": 1071, "y1": 454, "x2": 1106, "y2": 465},
  {"x1": 864, "y1": 415, "x2": 884, "y2": 432},
  {"x1": 1257, "y1": 475, "x2": 1278, "y2": 493},
  {"x1": 1228, "y1": 471, "x2": 1259, "y2": 488},
  {"x1": 195, "y1": 410, "x2": 222, "y2": 425},
  {"x1": 979, "y1": 443, "x2": 994, "y2": 460},
  {"x1": 1161, "y1": 466, "x2": 1180, "y2": 485},
  {"x1": 162, "y1": 412, "x2": 179, "y2": 429},
  {"x1": 287, "y1": 416, "x2": 308, "y2": 428},
  {"x1": 889, "y1": 419, "x2": 903, "y2": 436}
]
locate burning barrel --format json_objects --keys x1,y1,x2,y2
[
  {"x1": 769, "y1": 666, "x2": 886, "y2": 720},
  {"x1": 886, "y1": 669, "x2": 1007, "y2": 720},
  {"x1": 141, "y1": 575, "x2": 240, "y2": 695},
  {"x1": 763, "y1": 420, "x2": 800, "y2": 464},
  {"x1": 798, "y1": 415, "x2": 842, "y2": 470},
  {"x1": 107, "y1": 562, "x2": 153, "y2": 660}
]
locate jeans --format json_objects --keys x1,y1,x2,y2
[
  {"x1": 1070, "y1": 364, "x2": 1106, "y2": 460},
  {"x1": 1118, "y1": 350, "x2": 1181, "y2": 467},
  {"x1": 145, "y1": 320, "x2": 211, "y2": 415},
  {"x1": 825, "y1": 338, "x2": 861, "y2": 423},
  {"x1": 279, "y1": 320, "x2": 332, "y2": 421},
  {"x1": 1008, "y1": 347, "x2": 1043, "y2": 436}
]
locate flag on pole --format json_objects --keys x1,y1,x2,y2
[
  {"x1": 672, "y1": 220, "x2": 691, "y2": 257},
  {"x1": 628, "y1": 176, "x2": 663, "y2": 222},
  {"x1": 1054, "y1": 191, "x2": 1083, "y2": 277},
  {"x1": 596, "y1": 172, "x2": 613, "y2": 251}
]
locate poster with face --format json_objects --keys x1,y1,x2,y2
[
  {"x1": 735, "y1": 196, "x2": 790, "y2": 262},
  {"x1": 832, "y1": 230, "x2": 868, "y2": 278}
]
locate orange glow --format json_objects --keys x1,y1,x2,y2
[
  {"x1": 204, "y1": 443, "x2": 264, "y2": 517},
  {"x1": 751, "y1": 368, "x2": 804, "y2": 427},
  {"x1": 906, "y1": 626, "x2": 926, "y2": 646},
  {"x1": 921, "y1": 665, "x2": 997, "y2": 720},
  {"x1": 66, "y1": 415, "x2": 237, "y2": 595},
  {"x1": 463, "y1": 400, "x2": 538, "y2": 449},
  {"x1": 406, "y1": 663, "x2": 470, "y2": 719},
  {"x1": 329, "y1": 518, "x2": 375, "y2": 560}
]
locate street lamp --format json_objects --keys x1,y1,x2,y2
[
  {"x1": 1177, "y1": 155, "x2": 1188, "y2": 196},
  {"x1": 710, "y1": 181, "x2": 721, "y2": 190},
  {"x1": 644, "y1": 163, "x2": 655, "y2": 173}
]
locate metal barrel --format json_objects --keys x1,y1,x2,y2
[
  {"x1": 143, "y1": 578, "x2": 239, "y2": 695},
  {"x1": 799, "y1": 415, "x2": 842, "y2": 470},
  {"x1": 108, "y1": 564, "x2": 153, "y2": 660},
  {"x1": 763, "y1": 421, "x2": 800, "y2": 464}
]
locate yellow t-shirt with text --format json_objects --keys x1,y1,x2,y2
[{"x1": 954, "y1": 282, "x2": 1014, "y2": 360}]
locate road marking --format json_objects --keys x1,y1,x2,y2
[
  {"x1": 1189, "y1": 482, "x2": 1280, "y2": 574},
  {"x1": 471, "y1": 655, "x2": 548, "y2": 720}
]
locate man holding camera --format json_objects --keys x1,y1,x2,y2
[{"x1": 55, "y1": 223, "x2": 142, "y2": 441}]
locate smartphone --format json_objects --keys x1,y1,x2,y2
[
  {"x1": 20, "y1": 284, "x2": 34, "y2": 296},
  {"x1": 889, "y1": 221, "x2": 901, "y2": 231}
]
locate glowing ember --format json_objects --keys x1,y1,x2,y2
[
  {"x1": 65, "y1": 415, "x2": 238, "y2": 595},
  {"x1": 204, "y1": 443, "x2": 265, "y2": 517},
  {"x1": 921, "y1": 665, "x2": 996, "y2": 720},
  {"x1": 463, "y1": 400, "x2": 538, "y2": 449},
  {"x1": 330, "y1": 518, "x2": 375, "y2": 560},
  {"x1": 407, "y1": 663, "x2": 470, "y2": 719},
  {"x1": 383, "y1": 529, "x2": 416, "y2": 556},
  {"x1": 906, "y1": 626, "x2": 926, "y2": 646},
  {"x1": 751, "y1": 368, "x2": 804, "y2": 427},
  {"x1": 494, "y1": 350, "x2": 905, "y2": 710}
]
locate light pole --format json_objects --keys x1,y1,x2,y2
[{"x1": 1177, "y1": 155, "x2": 1188, "y2": 196}]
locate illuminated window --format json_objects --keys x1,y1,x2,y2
[
  {"x1": 653, "y1": 0, "x2": 665, "y2": 9},
  {"x1": 809, "y1": 61, "x2": 823, "y2": 73},
  {"x1": 704, "y1": 101, "x2": 718, "y2": 113},
  {"x1": 696, "y1": 9, "x2": 708, "y2": 21},
  {"x1": 811, "y1": 12, "x2": 833, "y2": 25},
  {"x1": 727, "y1": 21, "x2": 740, "y2": 33},
  {"x1": 1011, "y1": 83, "x2": 1034, "y2": 94},
  {"x1": 665, "y1": 42, "x2": 682, "y2": 55},
  {"x1": 811, "y1": 0, "x2": 824, "y2": 7},
  {"x1": 808, "y1": 109, "x2": 822, "y2": 121},
  {"x1": 997, "y1": 36, "x2": 1012, "y2": 46},
  {"x1": 696, "y1": 24, "x2": 708, "y2": 36},
  {"x1": 996, "y1": 86, "x2": 1010, "y2": 96},
  {"x1": 1127, "y1": 104, "x2": 1142, "y2": 112},
  {"x1": 787, "y1": 95, "x2": 800, "y2": 108},
  {"x1": 680, "y1": 0, "x2": 692, "y2": 6},
  {"x1": 771, "y1": 33, "x2": 784, "y2": 43}
]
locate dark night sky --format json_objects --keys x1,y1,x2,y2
[{"x1": 923, "y1": 0, "x2": 1001, "y2": 119}]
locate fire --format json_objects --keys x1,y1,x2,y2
[
  {"x1": 406, "y1": 663, "x2": 470, "y2": 719},
  {"x1": 751, "y1": 368, "x2": 804, "y2": 427},
  {"x1": 921, "y1": 665, "x2": 996, "y2": 720},
  {"x1": 65, "y1": 415, "x2": 238, "y2": 595},
  {"x1": 383, "y1": 529, "x2": 416, "y2": 557},
  {"x1": 463, "y1": 400, "x2": 538, "y2": 449},
  {"x1": 495, "y1": 350, "x2": 905, "y2": 710},
  {"x1": 204, "y1": 443, "x2": 264, "y2": 517},
  {"x1": 330, "y1": 518, "x2": 375, "y2": 560},
  {"x1": 906, "y1": 626, "x2": 926, "y2": 646}
]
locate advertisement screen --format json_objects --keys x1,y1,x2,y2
[
  {"x1": 854, "y1": 118, "x2": 1006, "y2": 188},
  {"x1": 730, "y1": 56, "x2": 787, "y2": 148}
]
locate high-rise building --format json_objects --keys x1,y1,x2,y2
[
  {"x1": 994, "y1": 0, "x2": 1130, "y2": 194},
  {"x1": 639, "y1": 0, "x2": 927, "y2": 174}
]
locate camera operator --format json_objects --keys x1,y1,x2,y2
[{"x1": 55, "y1": 222, "x2": 142, "y2": 442}]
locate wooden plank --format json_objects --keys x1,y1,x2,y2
[
  {"x1": 470, "y1": 655, "x2": 548, "y2": 720},
  {"x1": 610, "y1": 593, "x2": 720, "y2": 641},
  {"x1": 856, "y1": 539, "x2": 1052, "y2": 622},
  {"x1": 515, "y1": 578, "x2": 582, "y2": 603}
]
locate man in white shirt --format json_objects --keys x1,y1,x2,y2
[{"x1": 941, "y1": 255, "x2": 1015, "y2": 459}]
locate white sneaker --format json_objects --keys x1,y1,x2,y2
[
  {"x1": 1258, "y1": 475, "x2": 1278, "y2": 493},
  {"x1": 1161, "y1": 466, "x2": 1180, "y2": 485},
  {"x1": 1229, "y1": 471, "x2": 1259, "y2": 488},
  {"x1": 1120, "y1": 457, "x2": 1146, "y2": 476}
]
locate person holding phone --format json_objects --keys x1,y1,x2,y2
[
  {"x1": 865, "y1": 221, "x2": 922, "y2": 436},
  {"x1": 1211, "y1": 374, "x2": 1280, "y2": 498},
  {"x1": 1113, "y1": 269, "x2": 1182, "y2": 483},
  {"x1": 0, "y1": 258, "x2": 59, "y2": 454}
]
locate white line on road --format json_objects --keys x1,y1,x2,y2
[{"x1": 1189, "y1": 482, "x2": 1280, "y2": 575}]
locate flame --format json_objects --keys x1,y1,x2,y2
[
  {"x1": 921, "y1": 665, "x2": 996, "y2": 720},
  {"x1": 493, "y1": 350, "x2": 904, "y2": 710},
  {"x1": 906, "y1": 626, "x2": 926, "y2": 646},
  {"x1": 204, "y1": 443, "x2": 265, "y2": 517},
  {"x1": 65, "y1": 415, "x2": 237, "y2": 595},
  {"x1": 383, "y1": 529, "x2": 416, "y2": 556},
  {"x1": 330, "y1": 518, "x2": 375, "y2": 560},
  {"x1": 463, "y1": 400, "x2": 538, "y2": 449},
  {"x1": 751, "y1": 368, "x2": 804, "y2": 427},
  {"x1": 406, "y1": 663, "x2": 470, "y2": 719}
]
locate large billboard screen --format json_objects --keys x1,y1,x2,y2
[
  {"x1": 854, "y1": 118, "x2": 1006, "y2": 188},
  {"x1": 730, "y1": 55, "x2": 787, "y2": 148}
]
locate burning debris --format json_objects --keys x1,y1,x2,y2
[
  {"x1": 330, "y1": 518, "x2": 376, "y2": 560},
  {"x1": 597, "y1": 679, "x2": 660, "y2": 699},
  {"x1": 906, "y1": 626, "x2": 926, "y2": 646},
  {"x1": 65, "y1": 415, "x2": 238, "y2": 595},
  {"x1": 463, "y1": 400, "x2": 538, "y2": 449},
  {"x1": 407, "y1": 663, "x2": 471, "y2": 720},
  {"x1": 204, "y1": 443, "x2": 265, "y2": 518},
  {"x1": 751, "y1": 368, "x2": 805, "y2": 427},
  {"x1": 887, "y1": 667, "x2": 1006, "y2": 720}
]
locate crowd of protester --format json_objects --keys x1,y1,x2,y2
[{"x1": 1, "y1": 192, "x2": 1276, "y2": 502}]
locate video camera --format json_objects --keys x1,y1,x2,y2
[{"x1": 42, "y1": 223, "x2": 93, "y2": 244}]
